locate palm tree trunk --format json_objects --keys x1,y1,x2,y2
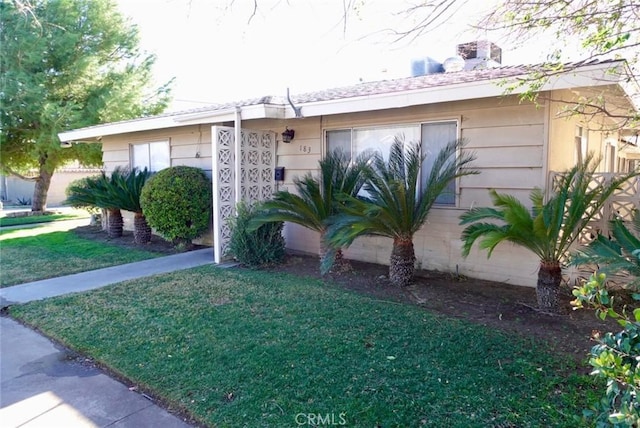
[
  {"x1": 106, "y1": 208, "x2": 123, "y2": 238},
  {"x1": 319, "y1": 231, "x2": 351, "y2": 274},
  {"x1": 390, "y1": 237, "x2": 416, "y2": 287},
  {"x1": 536, "y1": 261, "x2": 562, "y2": 312},
  {"x1": 133, "y1": 212, "x2": 152, "y2": 244}
]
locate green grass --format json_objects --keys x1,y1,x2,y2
[
  {"x1": 0, "y1": 211, "x2": 90, "y2": 227},
  {"x1": 0, "y1": 229, "x2": 161, "y2": 287},
  {"x1": 10, "y1": 266, "x2": 600, "y2": 427}
]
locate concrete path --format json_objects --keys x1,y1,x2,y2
[
  {"x1": 1, "y1": 317, "x2": 192, "y2": 427},
  {"x1": 0, "y1": 229, "x2": 222, "y2": 427},
  {"x1": 0, "y1": 247, "x2": 214, "y2": 306}
]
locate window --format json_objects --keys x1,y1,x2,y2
[
  {"x1": 326, "y1": 121, "x2": 459, "y2": 206},
  {"x1": 575, "y1": 126, "x2": 588, "y2": 164},
  {"x1": 131, "y1": 141, "x2": 170, "y2": 172},
  {"x1": 421, "y1": 121, "x2": 458, "y2": 205},
  {"x1": 606, "y1": 143, "x2": 616, "y2": 173}
]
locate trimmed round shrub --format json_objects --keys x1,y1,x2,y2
[
  {"x1": 140, "y1": 166, "x2": 212, "y2": 245},
  {"x1": 226, "y1": 202, "x2": 285, "y2": 267}
]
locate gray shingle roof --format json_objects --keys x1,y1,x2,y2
[
  {"x1": 175, "y1": 58, "x2": 618, "y2": 113},
  {"x1": 63, "y1": 58, "x2": 623, "y2": 133}
]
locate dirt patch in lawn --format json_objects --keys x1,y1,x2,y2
[
  {"x1": 70, "y1": 225, "x2": 631, "y2": 362},
  {"x1": 264, "y1": 253, "x2": 633, "y2": 363}
]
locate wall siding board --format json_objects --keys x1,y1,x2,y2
[
  {"x1": 465, "y1": 168, "x2": 542, "y2": 189},
  {"x1": 473, "y1": 146, "x2": 543, "y2": 168},
  {"x1": 102, "y1": 150, "x2": 129, "y2": 163},
  {"x1": 460, "y1": 188, "x2": 533, "y2": 208},
  {"x1": 277, "y1": 154, "x2": 322, "y2": 171},
  {"x1": 171, "y1": 144, "x2": 212, "y2": 159},
  {"x1": 463, "y1": 124, "x2": 544, "y2": 148}
]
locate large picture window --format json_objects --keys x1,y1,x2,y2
[
  {"x1": 326, "y1": 121, "x2": 459, "y2": 206},
  {"x1": 131, "y1": 141, "x2": 170, "y2": 172}
]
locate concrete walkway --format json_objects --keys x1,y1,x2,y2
[
  {"x1": 0, "y1": 240, "x2": 219, "y2": 427},
  {"x1": 0, "y1": 247, "x2": 214, "y2": 306}
]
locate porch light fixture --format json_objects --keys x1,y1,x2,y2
[{"x1": 281, "y1": 127, "x2": 295, "y2": 143}]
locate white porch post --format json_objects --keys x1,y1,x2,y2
[
  {"x1": 234, "y1": 108, "x2": 242, "y2": 205},
  {"x1": 211, "y1": 125, "x2": 220, "y2": 263}
]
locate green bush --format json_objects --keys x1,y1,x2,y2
[
  {"x1": 226, "y1": 202, "x2": 285, "y2": 267},
  {"x1": 65, "y1": 175, "x2": 101, "y2": 214},
  {"x1": 572, "y1": 273, "x2": 640, "y2": 426},
  {"x1": 140, "y1": 166, "x2": 212, "y2": 245}
]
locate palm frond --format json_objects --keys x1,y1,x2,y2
[
  {"x1": 105, "y1": 167, "x2": 152, "y2": 213},
  {"x1": 461, "y1": 152, "x2": 640, "y2": 266},
  {"x1": 328, "y1": 136, "x2": 477, "y2": 250},
  {"x1": 460, "y1": 187, "x2": 553, "y2": 260},
  {"x1": 572, "y1": 216, "x2": 640, "y2": 288},
  {"x1": 249, "y1": 148, "x2": 373, "y2": 234}
]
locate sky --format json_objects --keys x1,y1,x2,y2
[{"x1": 115, "y1": 0, "x2": 569, "y2": 112}]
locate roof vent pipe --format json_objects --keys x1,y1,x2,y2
[{"x1": 442, "y1": 56, "x2": 465, "y2": 73}]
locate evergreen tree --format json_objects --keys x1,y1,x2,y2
[{"x1": 0, "y1": 0, "x2": 172, "y2": 210}]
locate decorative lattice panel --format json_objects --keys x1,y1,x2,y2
[
  {"x1": 212, "y1": 126, "x2": 276, "y2": 263},
  {"x1": 549, "y1": 172, "x2": 640, "y2": 288}
]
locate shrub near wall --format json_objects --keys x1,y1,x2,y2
[
  {"x1": 140, "y1": 166, "x2": 212, "y2": 247},
  {"x1": 226, "y1": 202, "x2": 285, "y2": 267}
]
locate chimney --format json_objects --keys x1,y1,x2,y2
[{"x1": 457, "y1": 40, "x2": 502, "y2": 70}]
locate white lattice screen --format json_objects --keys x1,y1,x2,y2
[
  {"x1": 548, "y1": 172, "x2": 640, "y2": 287},
  {"x1": 212, "y1": 126, "x2": 276, "y2": 263}
]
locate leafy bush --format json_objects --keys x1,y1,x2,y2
[
  {"x1": 65, "y1": 176, "x2": 101, "y2": 214},
  {"x1": 226, "y1": 202, "x2": 285, "y2": 267},
  {"x1": 572, "y1": 273, "x2": 640, "y2": 426},
  {"x1": 140, "y1": 166, "x2": 212, "y2": 246},
  {"x1": 573, "y1": 215, "x2": 640, "y2": 426}
]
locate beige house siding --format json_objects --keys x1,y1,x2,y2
[
  {"x1": 94, "y1": 90, "x2": 626, "y2": 289},
  {"x1": 547, "y1": 88, "x2": 624, "y2": 175},
  {"x1": 272, "y1": 95, "x2": 547, "y2": 287},
  {"x1": 101, "y1": 125, "x2": 215, "y2": 245}
]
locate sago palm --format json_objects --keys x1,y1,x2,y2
[
  {"x1": 103, "y1": 167, "x2": 153, "y2": 244},
  {"x1": 460, "y1": 153, "x2": 639, "y2": 312},
  {"x1": 572, "y1": 211, "x2": 640, "y2": 290},
  {"x1": 249, "y1": 149, "x2": 372, "y2": 273},
  {"x1": 66, "y1": 172, "x2": 123, "y2": 238},
  {"x1": 325, "y1": 137, "x2": 477, "y2": 286}
]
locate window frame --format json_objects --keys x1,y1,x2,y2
[
  {"x1": 129, "y1": 140, "x2": 171, "y2": 172},
  {"x1": 575, "y1": 126, "x2": 588, "y2": 164},
  {"x1": 324, "y1": 118, "x2": 462, "y2": 208}
]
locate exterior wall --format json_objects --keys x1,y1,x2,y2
[
  {"x1": 547, "y1": 88, "x2": 624, "y2": 175},
  {"x1": 101, "y1": 125, "x2": 214, "y2": 246},
  {"x1": 1, "y1": 168, "x2": 101, "y2": 207},
  {"x1": 101, "y1": 125, "x2": 213, "y2": 175},
  {"x1": 272, "y1": 95, "x2": 547, "y2": 287},
  {"x1": 99, "y1": 93, "x2": 623, "y2": 288},
  {"x1": 245, "y1": 117, "x2": 322, "y2": 192}
]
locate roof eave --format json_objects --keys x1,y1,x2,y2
[
  {"x1": 58, "y1": 104, "x2": 287, "y2": 142},
  {"x1": 291, "y1": 61, "x2": 628, "y2": 118}
]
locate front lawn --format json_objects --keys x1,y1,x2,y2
[
  {"x1": 10, "y1": 266, "x2": 599, "y2": 427},
  {"x1": 0, "y1": 229, "x2": 161, "y2": 287},
  {"x1": 0, "y1": 210, "x2": 90, "y2": 227}
]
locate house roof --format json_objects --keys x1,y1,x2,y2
[{"x1": 59, "y1": 58, "x2": 632, "y2": 142}]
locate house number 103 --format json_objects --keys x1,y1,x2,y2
[{"x1": 299, "y1": 145, "x2": 312, "y2": 154}]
